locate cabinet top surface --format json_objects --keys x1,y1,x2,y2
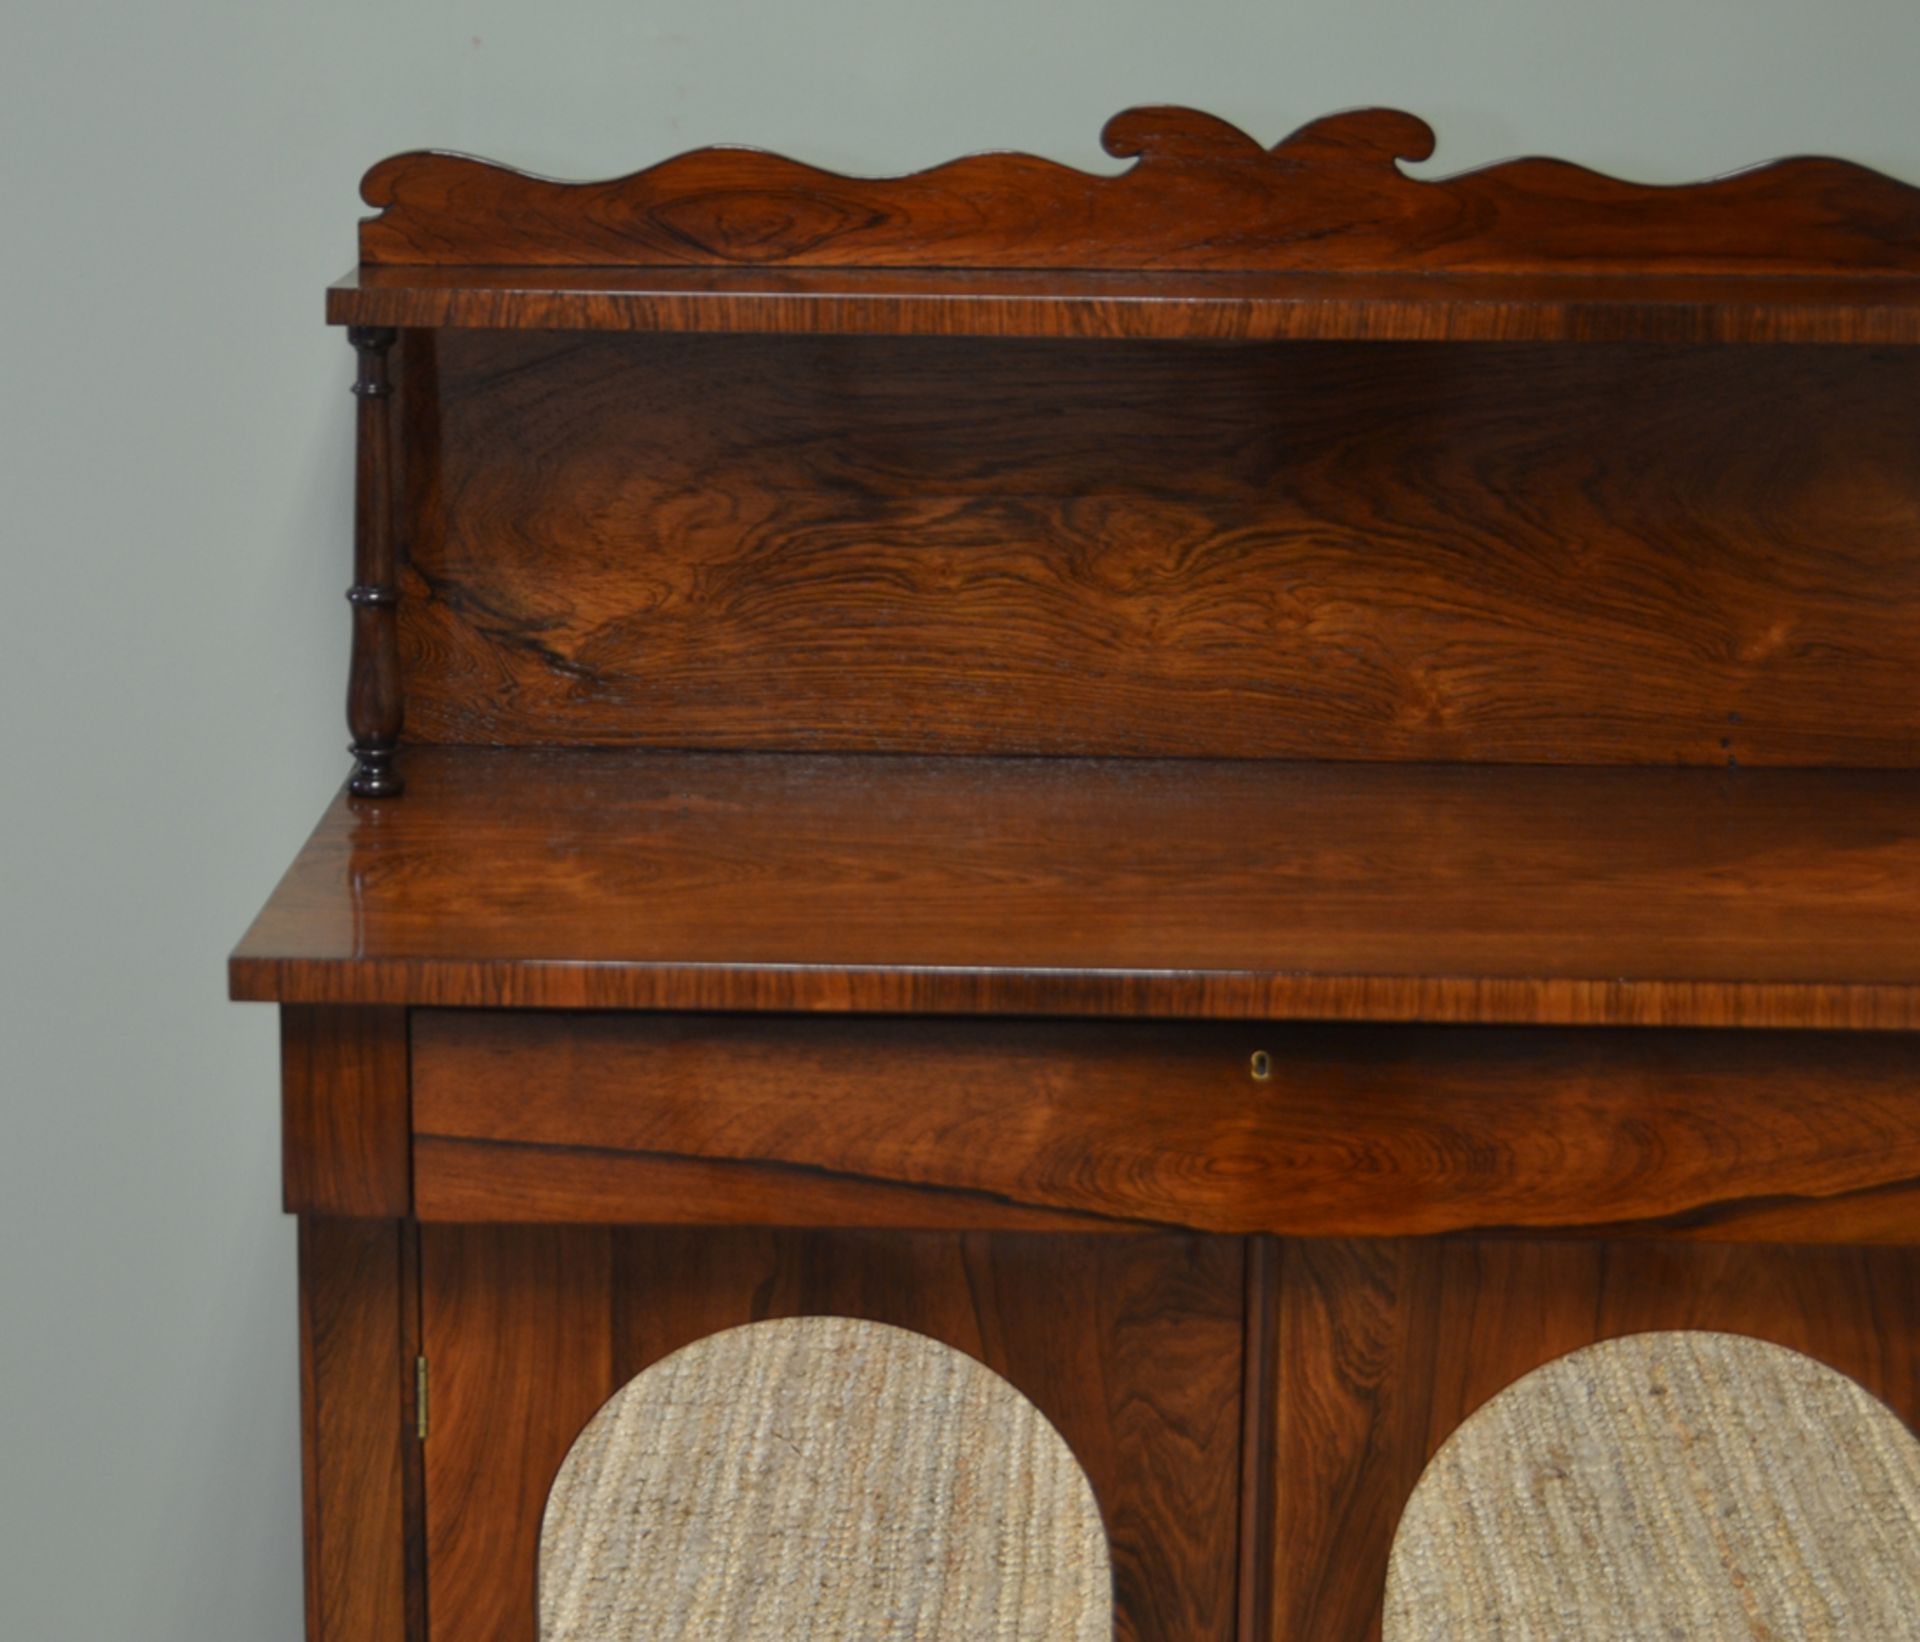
[
  {"x1": 232, "y1": 748, "x2": 1920, "y2": 1029},
  {"x1": 329, "y1": 106, "x2": 1920, "y2": 341}
]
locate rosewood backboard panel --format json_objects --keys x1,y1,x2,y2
[{"x1": 394, "y1": 333, "x2": 1920, "y2": 766}]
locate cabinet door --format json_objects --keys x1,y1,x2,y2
[
  {"x1": 419, "y1": 1227, "x2": 1244, "y2": 1642},
  {"x1": 1258, "y1": 1238, "x2": 1920, "y2": 1642}
]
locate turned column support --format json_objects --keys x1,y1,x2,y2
[{"x1": 346, "y1": 325, "x2": 404, "y2": 798}]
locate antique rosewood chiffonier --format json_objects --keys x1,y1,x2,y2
[{"x1": 233, "y1": 109, "x2": 1920, "y2": 1639}]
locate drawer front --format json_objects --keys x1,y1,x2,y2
[{"x1": 411, "y1": 1011, "x2": 1920, "y2": 1241}]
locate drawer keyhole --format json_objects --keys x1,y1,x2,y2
[{"x1": 1249, "y1": 1050, "x2": 1274, "y2": 1082}]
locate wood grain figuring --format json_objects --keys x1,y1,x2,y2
[
  {"x1": 326, "y1": 265, "x2": 1920, "y2": 343},
  {"x1": 231, "y1": 748, "x2": 1920, "y2": 1028},
  {"x1": 411, "y1": 1137, "x2": 1131, "y2": 1233},
  {"x1": 355, "y1": 108, "x2": 1920, "y2": 276},
  {"x1": 411, "y1": 1014, "x2": 1920, "y2": 1241},
  {"x1": 419, "y1": 1227, "x2": 1242, "y2": 1642},
  {"x1": 399, "y1": 334, "x2": 1920, "y2": 765},
  {"x1": 1268, "y1": 1238, "x2": 1920, "y2": 1642},
  {"x1": 299, "y1": 1218, "x2": 414, "y2": 1642},
  {"x1": 281, "y1": 1007, "x2": 410, "y2": 1216},
  {"x1": 421, "y1": 1226, "x2": 612, "y2": 1642}
]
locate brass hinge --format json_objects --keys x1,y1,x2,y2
[{"x1": 414, "y1": 1355, "x2": 430, "y2": 1442}]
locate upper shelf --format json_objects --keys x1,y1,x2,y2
[
  {"x1": 232, "y1": 747, "x2": 1920, "y2": 1029},
  {"x1": 328, "y1": 106, "x2": 1920, "y2": 342},
  {"x1": 326, "y1": 265, "x2": 1920, "y2": 343}
]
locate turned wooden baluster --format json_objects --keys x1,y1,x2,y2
[{"x1": 346, "y1": 326, "x2": 403, "y2": 797}]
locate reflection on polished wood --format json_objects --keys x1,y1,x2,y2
[{"x1": 234, "y1": 748, "x2": 1920, "y2": 1027}]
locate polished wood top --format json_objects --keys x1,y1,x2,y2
[
  {"x1": 231, "y1": 748, "x2": 1920, "y2": 1027},
  {"x1": 327, "y1": 265, "x2": 1920, "y2": 343}
]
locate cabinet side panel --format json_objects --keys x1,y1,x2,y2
[{"x1": 401, "y1": 334, "x2": 1920, "y2": 765}]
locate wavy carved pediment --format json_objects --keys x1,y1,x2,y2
[{"x1": 358, "y1": 106, "x2": 1920, "y2": 275}]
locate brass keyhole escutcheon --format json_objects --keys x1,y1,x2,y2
[{"x1": 1249, "y1": 1050, "x2": 1273, "y2": 1082}]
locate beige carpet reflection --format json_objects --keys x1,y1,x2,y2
[
  {"x1": 1386, "y1": 1331, "x2": 1920, "y2": 1640},
  {"x1": 539, "y1": 1316, "x2": 1111, "y2": 1640}
]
